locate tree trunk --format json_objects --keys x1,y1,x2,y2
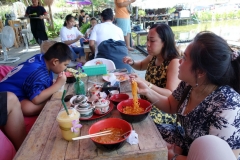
[{"x1": 48, "y1": 4, "x2": 54, "y2": 30}]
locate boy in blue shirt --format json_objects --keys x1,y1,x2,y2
[{"x1": 0, "y1": 42, "x2": 72, "y2": 116}]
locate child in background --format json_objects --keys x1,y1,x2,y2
[{"x1": 0, "y1": 43, "x2": 72, "y2": 116}]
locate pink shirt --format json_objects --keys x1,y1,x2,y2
[{"x1": 0, "y1": 65, "x2": 13, "y2": 81}]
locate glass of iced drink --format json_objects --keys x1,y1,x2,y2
[{"x1": 56, "y1": 107, "x2": 81, "y2": 141}]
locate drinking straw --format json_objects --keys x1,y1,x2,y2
[{"x1": 61, "y1": 90, "x2": 69, "y2": 115}]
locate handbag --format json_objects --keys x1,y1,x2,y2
[{"x1": 127, "y1": 4, "x2": 132, "y2": 14}]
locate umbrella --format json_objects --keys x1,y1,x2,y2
[{"x1": 65, "y1": 0, "x2": 92, "y2": 5}]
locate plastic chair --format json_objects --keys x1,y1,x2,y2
[{"x1": 84, "y1": 58, "x2": 116, "y2": 71}]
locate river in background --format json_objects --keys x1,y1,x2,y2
[{"x1": 172, "y1": 19, "x2": 240, "y2": 42}]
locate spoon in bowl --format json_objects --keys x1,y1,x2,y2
[{"x1": 145, "y1": 100, "x2": 160, "y2": 112}]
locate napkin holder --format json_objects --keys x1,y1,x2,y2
[{"x1": 82, "y1": 64, "x2": 107, "y2": 76}]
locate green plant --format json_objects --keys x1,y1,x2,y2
[
  {"x1": 237, "y1": 10, "x2": 240, "y2": 19},
  {"x1": 222, "y1": 12, "x2": 228, "y2": 20},
  {"x1": 215, "y1": 13, "x2": 222, "y2": 21},
  {"x1": 138, "y1": 10, "x2": 146, "y2": 17},
  {"x1": 46, "y1": 19, "x2": 64, "y2": 38},
  {"x1": 80, "y1": 22, "x2": 90, "y2": 34},
  {"x1": 228, "y1": 11, "x2": 236, "y2": 19},
  {"x1": 168, "y1": 7, "x2": 176, "y2": 14}
]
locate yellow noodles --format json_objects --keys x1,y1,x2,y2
[{"x1": 123, "y1": 80, "x2": 144, "y2": 114}]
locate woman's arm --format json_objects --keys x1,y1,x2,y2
[
  {"x1": 115, "y1": 0, "x2": 136, "y2": 7},
  {"x1": 135, "y1": 78, "x2": 179, "y2": 114},
  {"x1": 145, "y1": 58, "x2": 180, "y2": 97},
  {"x1": 123, "y1": 55, "x2": 152, "y2": 71}
]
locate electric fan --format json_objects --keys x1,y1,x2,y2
[{"x1": 0, "y1": 26, "x2": 20, "y2": 63}]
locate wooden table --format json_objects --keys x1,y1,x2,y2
[{"x1": 14, "y1": 76, "x2": 167, "y2": 160}]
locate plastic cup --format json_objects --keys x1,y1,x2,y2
[{"x1": 56, "y1": 108, "x2": 80, "y2": 141}]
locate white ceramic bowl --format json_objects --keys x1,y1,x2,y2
[
  {"x1": 75, "y1": 105, "x2": 95, "y2": 119},
  {"x1": 92, "y1": 99, "x2": 110, "y2": 115},
  {"x1": 70, "y1": 95, "x2": 88, "y2": 106}
]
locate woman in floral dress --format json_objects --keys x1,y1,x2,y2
[
  {"x1": 134, "y1": 31, "x2": 240, "y2": 159},
  {"x1": 123, "y1": 23, "x2": 180, "y2": 125}
]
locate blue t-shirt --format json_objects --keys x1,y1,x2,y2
[{"x1": 0, "y1": 54, "x2": 53, "y2": 101}]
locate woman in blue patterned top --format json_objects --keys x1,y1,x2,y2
[{"x1": 134, "y1": 31, "x2": 240, "y2": 159}]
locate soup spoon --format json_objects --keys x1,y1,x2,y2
[{"x1": 145, "y1": 100, "x2": 159, "y2": 112}]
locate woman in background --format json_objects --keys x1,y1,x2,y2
[
  {"x1": 123, "y1": 23, "x2": 180, "y2": 125},
  {"x1": 60, "y1": 14, "x2": 85, "y2": 65}
]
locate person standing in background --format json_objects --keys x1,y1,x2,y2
[
  {"x1": 25, "y1": 0, "x2": 48, "y2": 45},
  {"x1": 115, "y1": 0, "x2": 136, "y2": 51},
  {"x1": 78, "y1": 10, "x2": 89, "y2": 28}
]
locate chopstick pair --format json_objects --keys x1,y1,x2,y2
[{"x1": 72, "y1": 130, "x2": 112, "y2": 140}]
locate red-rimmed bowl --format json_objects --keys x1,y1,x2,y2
[
  {"x1": 110, "y1": 93, "x2": 129, "y2": 106},
  {"x1": 117, "y1": 99, "x2": 151, "y2": 123},
  {"x1": 89, "y1": 118, "x2": 132, "y2": 150}
]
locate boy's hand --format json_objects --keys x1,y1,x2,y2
[{"x1": 55, "y1": 72, "x2": 66, "y2": 88}]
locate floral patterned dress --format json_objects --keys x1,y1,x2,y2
[
  {"x1": 141, "y1": 56, "x2": 177, "y2": 125},
  {"x1": 157, "y1": 81, "x2": 240, "y2": 155}
]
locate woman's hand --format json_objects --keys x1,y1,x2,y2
[
  {"x1": 131, "y1": 78, "x2": 149, "y2": 95},
  {"x1": 123, "y1": 56, "x2": 133, "y2": 65}
]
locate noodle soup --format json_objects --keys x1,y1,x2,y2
[
  {"x1": 89, "y1": 118, "x2": 132, "y2": 150},
  {"x1": 93, "y1": 128, "x2": 125, "y2": 144}
]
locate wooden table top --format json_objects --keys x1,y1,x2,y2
[{"x1": 14, "y1": 76, "x2": 167, "y2": 160}]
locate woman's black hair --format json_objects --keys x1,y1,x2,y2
[
  {"x1": 44, "y1": 42, "x2": 72, "y2": 63},
  {"x1": 63, "y1": 14, "x2": 74, "y2": 26},
  {"x1": 150, "y1": 23, "x2": 180, "y2": 61},
  {"x1": 189, "y1": 31, "x2": 240, "y2": 93}
]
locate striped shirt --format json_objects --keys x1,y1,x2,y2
[{"x1": 0, "y1": 54, "x2": 53, "y2": 101}]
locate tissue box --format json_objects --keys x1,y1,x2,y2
[{"x1": 82, "y1": 64, "x2": 107, "y2": 76}]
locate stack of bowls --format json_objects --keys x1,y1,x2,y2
[{"x1": 70, "y1": 95, "x2": 94, "y2": 119}]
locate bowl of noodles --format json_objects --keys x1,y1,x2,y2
[
  {"x1": 117, "y1": 99, "x2": 152, "y2": 123},
  {"x1": 117, "y1": 80, "x2": 152, "y2": 123},
  {"x1": 89, "y1": 118, "x2": 132, "y2": 150}
]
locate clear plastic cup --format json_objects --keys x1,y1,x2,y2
[{"x1": 56, "y1": 108, "x2": 80, "y2": 141}]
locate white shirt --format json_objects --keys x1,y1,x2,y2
[
  {"x1": 89, "y1": 22, "x2": 124, "y2": 56},
  {"x1": 60, "y1": 26, "x2": 83, "y2": 47}
]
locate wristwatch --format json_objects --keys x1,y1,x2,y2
[{"x1": 171, "y1": 154, "x2": 179, "y2": 160}]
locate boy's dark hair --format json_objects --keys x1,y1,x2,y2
[
  {"x1": 81, "y1": 10, "x2": 85, "y2": 13},
  {"x1": 44, "y1": 42, "x2": 72, "y2": 63},
  {"x1": 63, "y1": 14, "x2": 74, "y2": 26},
  {"x1": 101, "y1": 8, "x2": 113, "y2": 21}
]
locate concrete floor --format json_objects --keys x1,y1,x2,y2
[{"x1": 0, "y1": 42, "x2": 146, "y2": 78}]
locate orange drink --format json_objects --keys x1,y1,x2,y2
[{"x1": 56, "y1": 108, "x2": 80, "y2": 141}]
